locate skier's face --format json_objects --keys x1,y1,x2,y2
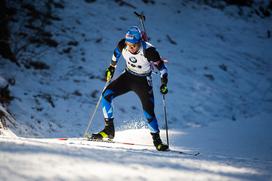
[{"x1": 126, "y1": 42, "x2": 141, "y2": 54}]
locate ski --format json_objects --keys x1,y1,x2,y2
[
  {"x1": 90, "y1": 139, "x2": 200, "y2": 156},
  {"x1": 85, "y1": 137, "x2": 152, "y2": 147},
  {"x1": 87, "y1": 138, "x2": 200, "y2": 156},
  {"x1": 168, "y1": 149, "x2": 200, "y2": 156},
  {"x1": 57, "y1": 137, "x2": 200, "y2": 156},
  {"x1": 57, "y1": 137, "x2": 136, "y2": 145},
  {"x1": 1, "y1": 136, "x2": 200, "y2": 157}
]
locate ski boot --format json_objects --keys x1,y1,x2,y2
[
  {"x1": 151, "y1": 132, "x2": 169, "y2": 151},
  {"x1": 90, "y1": 118, "x2": 115, "y2": 140}
]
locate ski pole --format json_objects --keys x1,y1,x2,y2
[
  {"x1": 83, "y1": 81, "x2": 110, "y2": 137},
  {"x1": 162, "y1": 94, "x2": 169, "y2": 146}
]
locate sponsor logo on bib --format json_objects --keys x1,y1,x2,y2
[{"x1": 129, "y1": 57, "x2": 137, "y2": 63}]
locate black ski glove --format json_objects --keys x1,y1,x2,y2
[
  {"x1": 160, "y1": 74, "x2": 168, "y2": 95},
  {"x1": 105, "y1": 65, "x2": 115, "y2": 82}
]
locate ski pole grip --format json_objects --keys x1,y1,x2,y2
[{"x1": 134, "y1": 11, "x2": 145, "y2": 21}]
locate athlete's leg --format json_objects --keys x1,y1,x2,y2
[
  {"x1": 132, "y1": 75, "x2": 168, "y2": 151},
  {"x1": 132, "y1": 75, "x2": 159, "y2": 133},
  {"x1": 101, "y1": 71, "x2": 131, "y2": 119}
]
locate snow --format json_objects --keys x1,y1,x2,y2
[
  {"x1": 0, "y1": 127, "x2": 271, "y2": 181},
  {"x1": 0, "y1": 77, "x2": 8, "y2": 89},
  {"x1": 1, "y1": 0, "x2": 272, "y2": 180}
]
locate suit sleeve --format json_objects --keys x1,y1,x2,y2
[
  {"x1": 144, "y1": 47, "x2": 168, "y2": 78},
  {"x1": 111, "y1": 38, "x2": 126, "y2": 66}
]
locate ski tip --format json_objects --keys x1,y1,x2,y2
[
  {"x1": 195, "y1": 152, "x2": 200, "y2": 156},
  {"x1": 119, "y1": 142, "x2": 135, "y2": 145},
  {"x1": 58, "y1": 138, "x2": 68, "y2": 141},
  {"x1": 169, "y1": 149, "x2": 200, "y2": 156}
]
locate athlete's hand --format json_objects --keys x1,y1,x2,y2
[
  {"x1": 160, "y1": 74, "x2": 168, "y2": 95},
  {"x1": 105, "y1": 65, "x2": 115, "y2": 82},
  {"x1": 160, "y1": 84, "x2": 168, "y2": 95}
]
